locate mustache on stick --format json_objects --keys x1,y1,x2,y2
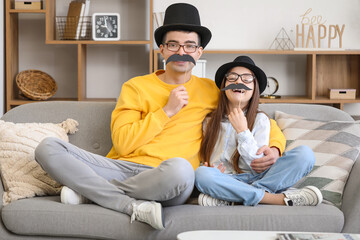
[
  {"x1": 221, "y1": 83, "x2": 252, "y2": 91},
  {"x1": 166, "y1": 54, "x2": 196, "y2": 65}
]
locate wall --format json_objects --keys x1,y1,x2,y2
[
  {"x1": 154, "y1": 0, "x2": 360, "y2": 49},
  {"x1": 0, "y1": 0, "x2": 4, "y2": 116}
]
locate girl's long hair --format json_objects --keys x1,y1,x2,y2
[{"x1": 199, "y1": 71, "x2": 260, "y2": 173}]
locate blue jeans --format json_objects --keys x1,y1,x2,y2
[{"x1": 195, "y1": 145, "x2": 315, "y2": 206}]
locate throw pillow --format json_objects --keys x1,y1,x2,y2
[
  {"x1": 275, "y1": 111, "x2": 360, "y2": 207},
  {"x1": 0, "y1": 119, "x2": 79, "y2": 205}
]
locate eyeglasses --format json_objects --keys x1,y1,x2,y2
[
  {"x1": 163, "y1": 42, "x2": 199, "y2": 53},
  {"x1": 225, "y1": 72, "x2": 255, "y2": 84}
]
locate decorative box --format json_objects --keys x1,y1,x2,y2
[
  {"x1": 15, "y1": 1, "x2": 42, "y2": 10},
  {"x1": 329, "y1": 89, "x2": 356, "y2": 99}
]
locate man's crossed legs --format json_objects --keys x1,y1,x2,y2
[{"x1": 35, "y1": 137, "x2": 195, "y2": 230}]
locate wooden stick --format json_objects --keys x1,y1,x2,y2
[
  {"x1": 183, "y1": 62, "x2": 190, "y2": 84},
  {"x1": 238, "y1": 93, "x2": 242, "y2": 109}
]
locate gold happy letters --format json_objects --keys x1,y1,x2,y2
[{"x1": 296, "y1": 8, "x2": 345, "y2": 48}]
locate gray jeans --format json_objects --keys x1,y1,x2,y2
[{"x1": 35, "y1": 137, "x2": 195, "y2": 215}]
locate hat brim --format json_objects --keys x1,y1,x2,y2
[
  {"x1": 154, "y1": 24, "x2": 212, "y2": 49},
  {"x1": 215, "y1": 62, "x2": 267, "y2": 94}
]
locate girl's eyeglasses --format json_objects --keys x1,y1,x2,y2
[{"x1": 225, "y1": 72, "x2": 255, "y2": 84}]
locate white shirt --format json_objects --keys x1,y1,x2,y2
[{"x1": 205, "y1": 112, "x2": 270, "y2": 175}]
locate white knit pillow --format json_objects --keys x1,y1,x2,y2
[{"x1": 0, "y1": 119, "x2": 78, "y2": 205}]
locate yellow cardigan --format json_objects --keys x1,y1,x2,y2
[{"x1": 107, "y1": 71, "x2": 285, "y2": 170}]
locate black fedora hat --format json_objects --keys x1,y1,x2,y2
[
  {"x1": 215, "y1": 56, "x2": 267, "y2": 94},
  {"x1": 154, "y1": 3, "x2": 212, "y2": 48}
]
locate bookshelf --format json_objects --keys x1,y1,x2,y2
[
  {"x1": 154, "y1": 49, "x2": 360, "y2": 110},
  {"x1": 5, "y1": 0, "x2": 153, "y2": 111}
]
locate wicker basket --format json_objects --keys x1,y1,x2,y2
[
  {"x1": 16, "y1": 70, "x2": 57, "y2": 101},
  {"x1": 56, "y1": 16, "x2": 92, "y2": 40}
]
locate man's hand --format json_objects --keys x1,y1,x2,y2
[
  {"x1": 163, "y1": 85, "x2": 189, "y2": 118},
  {"x1": 250, "y1": 146, "x2": 280, "y2": 173}
]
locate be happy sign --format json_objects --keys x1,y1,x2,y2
[{"x1": 296, "y1": 8, "x2": 345, "y2": 48}]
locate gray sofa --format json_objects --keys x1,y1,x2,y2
[{"x1": 0, "y1": 101, "x2": 359, "y2": 240}]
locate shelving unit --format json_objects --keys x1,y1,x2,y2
[
  {"x1": 6, "y1": 0, "x2": 359, "y2": 112},
  {"x1": 5, "y1": 0, "x2": 153, "y2": 111},
  {"x1": 154, "y1": 49, "x2": 360, "y2": 110}
]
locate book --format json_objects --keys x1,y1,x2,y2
[
  {"x1": 80, "y1": 0, "x2": 90, "y2": 38},
  {"x1": 277, "y1": 233, "x2": 360, "y2": 240},
  {"x1": 64, "y1": 1, "x2": 84, "y2": 40},
  {"x1": 75, "y1": 2, "x2": 86, "y2": 39}
]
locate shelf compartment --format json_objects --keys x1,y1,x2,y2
[
  {"x1": 8, "y1": 0, "x2": 46, "y2": 12},
  {"x1": 154, "y1": 49, "x2": 360, "y2": 109},
  {"x1": 46, "y1": 0, "x2": 151, "y2": 42},
  {"x1": 316, "y1": 54, "x2": 360, "y2": 98},
  {"x1": 85, "y1": 45, "x2": 150, "y2": 100},
  {"x1": 13, "y1": 13, "x2": 79, "y2": 102}
]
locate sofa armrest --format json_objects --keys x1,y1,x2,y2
[
  {"x1": 341, "y1": 155, "x2": 360, "y2": 233},
  {"x1": 0, "y1": 174, "x2": 4, "y2": 209}
]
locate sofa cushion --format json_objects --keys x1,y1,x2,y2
[
  {"x1": 0, "y1": 102, "x2": 115, "y2": 157},
  {"x1": 1, "y1": 197, "x2": 344, "y2": 240},
  {"x1": 1, "y1": 196, "x2": 142, "y2": 240},
  {"x1": 0, "y1": 119, "x2": 78, "y2": 205},
  {"x1": 161, "y1": 204, "x2": 344, "y2": 237},
  {"x1": 275, "y1": 111, "x2": 360, "y2": 207}
]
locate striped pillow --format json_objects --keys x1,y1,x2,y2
[{"x1": 275, "y1": 111, "x2": 360, "y2": 207}]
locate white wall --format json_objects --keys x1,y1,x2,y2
[
  {"x1": 154, "y1": 0, "x2": 360, "y2": 115},
  {"x1": 0, "y1": 0, "x2": 4, "y2": 116},
  {"x1": 154, "y1": 0, "x2": 360, "y2": 49}
]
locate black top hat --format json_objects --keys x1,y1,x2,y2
[
  {"x1": 154, "y1": 3, "x2": 212, "y2": 48},
  {"x1": 215, "y1": 56, "x2": 267, "y2": 94}
]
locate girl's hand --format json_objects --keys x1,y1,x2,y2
[
  {"x1": 204, "y1": 162, "x2": 226, "y2": 173},
  {"x1": 228, "y1": 107, "x2": 248, "y2": 133}
]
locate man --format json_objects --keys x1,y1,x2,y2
[{"x1": 35, "y1": 3, "x2": 285, "y2": 230}]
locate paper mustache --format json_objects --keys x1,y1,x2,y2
[
  {"x1": 221, "y1": 83, "x2": 252, "y2": 91},
  {"x1": 166, "y1": 54, "x2": 196, "y2": 65}
]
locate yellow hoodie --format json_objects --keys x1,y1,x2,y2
[{"x1": 107, "y1": 70, "x2": 285, "y2": 170}]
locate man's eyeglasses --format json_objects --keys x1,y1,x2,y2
[
  {"x1": 163, "y1": 42, "x2": 199, "y2": 53},
  {"x1": 225, "y1": 72, "x2": 255, "y2": 84}
]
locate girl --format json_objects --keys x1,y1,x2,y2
[{"x1": 195, "y1": 56, "x2": 323, "y2": 207}]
